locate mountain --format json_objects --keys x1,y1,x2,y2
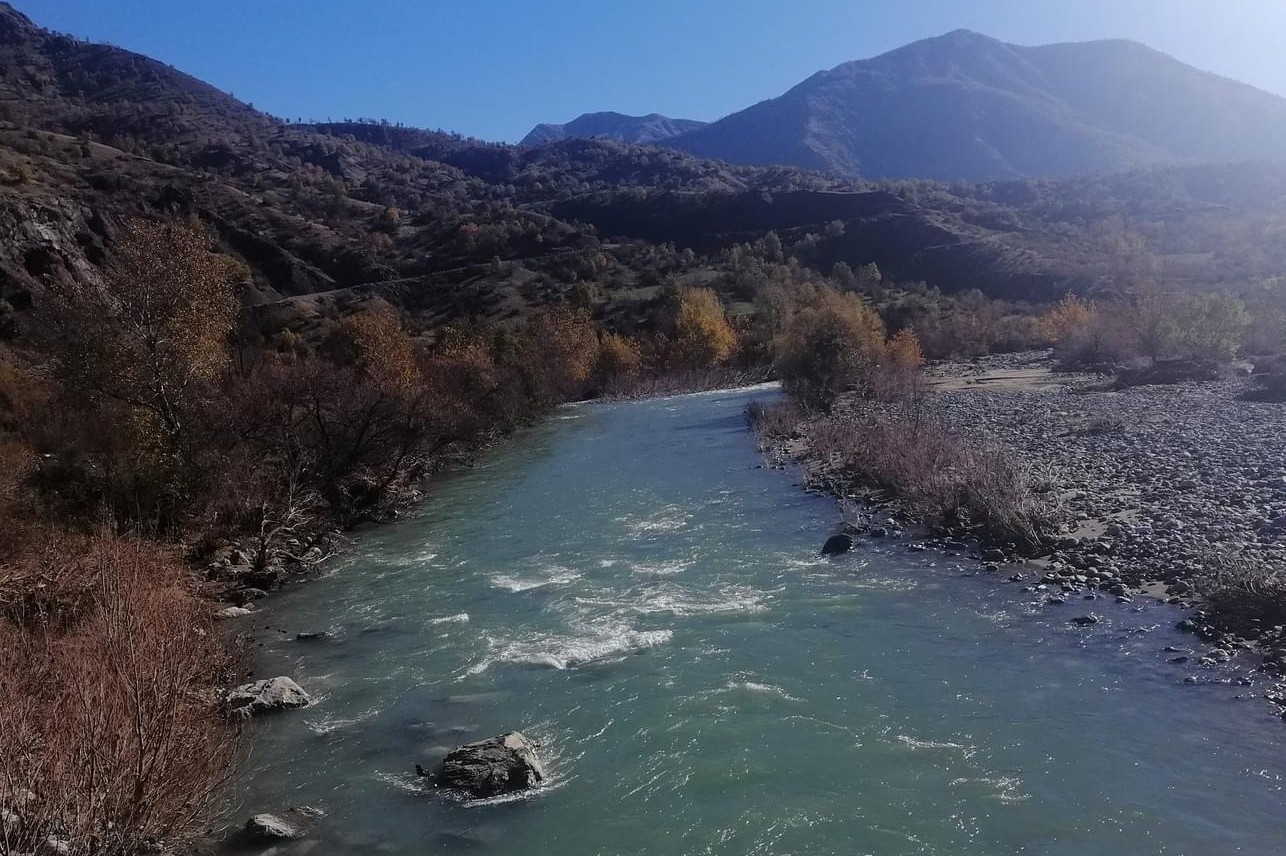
[
  {"x1": 521, "y1": 112, "x2": 707, "y2": 146},
  {"x1": 4, "y1": 0, "x2": 1286, "y2": 330},
  {"x1": 0, "y1": 0, "x2": 1051, "y2": 315},
  {"x1": 664, "y1": 30, "x2": 1286, "y2": 181}
]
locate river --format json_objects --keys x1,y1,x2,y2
[{"x1": 226, "y1": 386, "x2": 1286, "y2": 855}]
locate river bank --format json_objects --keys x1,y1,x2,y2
[{"x1": 755, "y1": 351, "x2": 1286, "y2": 715}]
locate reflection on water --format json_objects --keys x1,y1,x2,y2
[{"x1": 225, "y1": 386, "x2": 1286, "y2": 855}]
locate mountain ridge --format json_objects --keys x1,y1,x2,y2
[
  {"x1": 658, "y1": 30, "x2": 1286, "y2": 180},
  {"x1": 520, "y1": 111, "x2": 707, "y2": 146}
]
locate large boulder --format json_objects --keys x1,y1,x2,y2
[
  {"x1": 438, "y1": 732, "x2": 544, "y2": 798},
  {"x1": 226, "y1": 677, "x2": 312, "y2": 717},
  {"x1": 245, "y1": 813, "x2": 303, "y2": 841},
  {"x1": 819, "y1": 534, "x2": 854, "y2": 556}
]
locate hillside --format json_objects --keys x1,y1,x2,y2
[
  {"x1": 0, "y1": 2, "x2": 1064, "y2": 322},
  {"x1": 3, "y1": 1, "x2": 1285, "y2": 334},
  {"x1": 520, "y1": 112, "x2": 707, "y2": 146},
  {"x1": 665, "y1": 30, "x2": 1286, "y2": 180}
]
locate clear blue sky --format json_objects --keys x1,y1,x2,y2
[{"x1": 18, "y1": 0, "x2": 1286, "y2": 142}]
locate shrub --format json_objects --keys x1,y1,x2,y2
[
  {"x1": 884, "y1": 328, "x2": 925, "y2": 368},
  {"x1": 1198, "y1": 552, "x2": 1286, "y2": 631},
  {"x1": 0, "y1": 531, "x2": 236, "y2": 856},
  {"x1": 1038, "y1": 294, "x2": 1097, "y2": 344},
  {"x1": 745, "y1": 399, "x2": 805, "y2": 440},
  {"x1": 596, "y1": 332, "x2": 643, "y2": 385},
  {"x1": 803, "y1": 410, "x2": 1059, "y2": 549},
  {"x1": 775, "y1": 288, "x2": 886, "y2": 409},
  {"x1": 1113, "y1": 359, "x2": 1222, "y2": 389}
]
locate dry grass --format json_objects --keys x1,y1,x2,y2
[
  {"x1": 0, "y1": 531, "x2": 237, "y2": 856},
  {"x1": 745, "y1": 399, "x2": 806, "y2": 439},
  {"x1": 753, "y1": 399, "x2": 1060, "y2": 550},
  {"x1": 1198, "y1": 552, "x2": 1286, "y2": 631}
]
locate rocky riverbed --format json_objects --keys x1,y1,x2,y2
[{"x1": 762, "y1": 351, "x2": 1286, "y2": 714}]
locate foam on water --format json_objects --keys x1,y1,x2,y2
[
  {"x1": 428, "y1": 613, "x2": 470, "y2": 625},
  {"x1": 489, "y1": 566, "x2": 581, "y2": 592},
  {"x1": 466, "y1": 621, "x2": 674, "y2": 673},
  {"x1": 630, "y1": 559, "x2": 690, "y2": 576},
  {"x1": 305, "y1": 706, "x2": 382, "y2": 736},
  {"x1": 574, "y1": 583, "x2": 768, "y2": 617},
  {"x1": 623, "y1": 507, "x2": 690, "y2": 534},
  {"x1": 897, "y1": 734, "x2": 978, "y2": 759},
  {"x1": 724, "y1": 680, "x2": 802, "y2": 702}
]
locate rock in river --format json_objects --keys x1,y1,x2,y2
[
  {"x1": 245, "y1": 813, "x2": 303, "y2": 841},
  {"x1": 226, "y1": 676, "x2": 312, "y2": 717},
  {"x1": 437, "y1": 732, "x2": 545, "y2": 798},
  {"x1": 820, "y1": 534, "x2": 854, "y2": 556}
]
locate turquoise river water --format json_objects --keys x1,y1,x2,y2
[{"x1": 225, "y1": 386, "x2": 1286, "y2": 855}]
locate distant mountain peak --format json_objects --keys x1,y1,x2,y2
[
  {"x1": 935, "y1": 28, "x2": 999, "y2": 43},
  {"x1": 664, "y1": 32, "x2": 1286, "y2": 180},
  {"x1": 520, "y1": 111, "x2": 707, "y2": 147}
]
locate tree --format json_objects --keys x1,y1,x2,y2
[
  {"x1": 335, "y1": 305, "x2": 420, "y2": 392},
  {"x1": 518, "y1": 306, "x2": 600, "y2": 401},
  {"x1": 45, "y1": 220, "x2": 240, "y2": 454},
  {"x1": 758, "y1": 231, "x2": 784, "y2": 263},
  {"x1": 1122, "y1": 283, "x2": 1178, "y2": 364},
  {"x1": 831, "y1": 262, "x2": 856, "y2": 291},
  {"x1": 1174, "y1": 292, "x2": 1249, "y2": 363},
  {"x1": 670, "y1": 287, "x2": 737, "y2": 369},
  {"x1": 776, "y1": 288, "x2": 886, "y2": 409}
]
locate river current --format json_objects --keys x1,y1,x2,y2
[{"x1": 227, "y1": 386, "x2": 1286, "y2": 855}]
